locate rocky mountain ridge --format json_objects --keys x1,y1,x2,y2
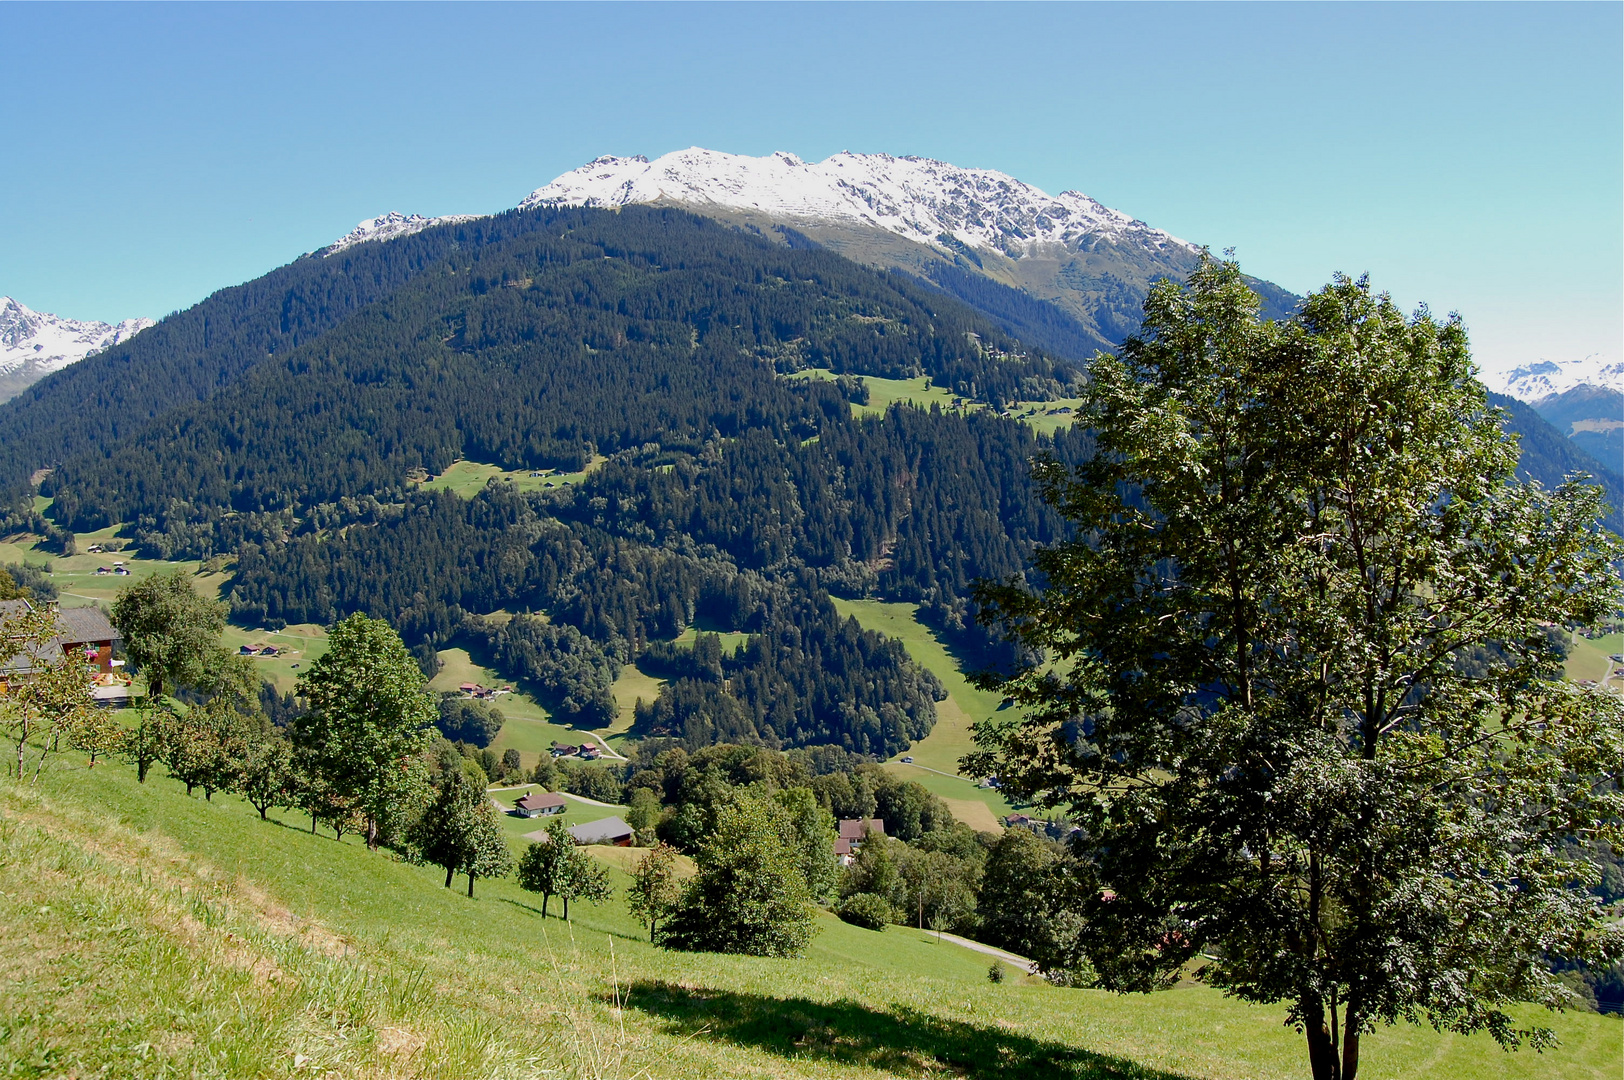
[
  {"x1": 0, "y1": 297, "x2": 154, "y2": 402},
  {"x1": 1485, "y1": 354, "x2": 1624, "y2": 401}
]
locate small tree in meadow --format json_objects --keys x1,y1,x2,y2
[
  {"x1": 516, "y1": 817, "x2": 574, "y2": 917},
  {"x1": 628, "y1": 842, "x2": 683, "y2": 942},
  {"x1": 557, "y1": 846, "x2": 612, "y2": 919}
]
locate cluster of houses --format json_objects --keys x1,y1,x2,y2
[
  {"x1": 238, "y1": 642, "x2": 283, "y2": 656},
  {"x1": 458, "y1": 681, "x2": 512, "y2": 700},
  {"x1": 91, "y1": 564, "x2": 131, "y2": 576},
  {"x1": 549, "y1": 740, "x2": 602, "y2": 760},
  {"x1": 0, "y1": 599, "x2": 129, "y2": 705},
  {"x1": 510, "y1": 789, "x2": 637, "y2": 846}
]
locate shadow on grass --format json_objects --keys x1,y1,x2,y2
[{"x1": 617, "y1": 980, "x2": 1193, "y2": 1080}]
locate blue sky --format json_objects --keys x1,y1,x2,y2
[{"x1": 3, "y1": 2, "x2": 1618, "y2": 376}]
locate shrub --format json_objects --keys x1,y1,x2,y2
[
  {"x1": 835, "y1": 891, "x2": 893, "y2": 931},
  {"x1": 987, "y1": 962, "x2": 1007, "y2": 984}
]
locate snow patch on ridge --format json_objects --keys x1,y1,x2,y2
[
  {"x1": 318, "y1": 211, "x2": 479, "y2": 256},
  {"x1": 0, "y1": 297, "x2": 154, "y2": 378},
  {"x1": 521, "y1": 147, "x2": 1197, "y2": 261}
]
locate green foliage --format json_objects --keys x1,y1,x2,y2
[
  {"x1": 293, "y1": 614, "x2": 435, "y2": 850},
  {"x1": 0, "y1": 562, "x2": 56, "y2": 601},
  {"x1": 834, "y1": 891, "x2": 894, "y2": 931},
  {"x1": 627, "y1": 842, "x2": 683, "y2": 943},
  {"x1": 408, "y1": 770, "x2": 488, "y2": 890},
  {"x1": 773, "y1": 786, "x2": 840, "y2": 903},
  {"x1": 237, "y1": 718, "x2": 295, "y2": 819},
  {"x1": 975, "y1": 830, "x2": 1082, "y2": 975},
  {"x1": 831, "y1": 889, "x2": 896, "y2": 928},
  {"x1": 434, "y1": 693, "x2": 504, "y2": 747},
  {"x1": 111, "y1": 569, "x2": 227, "y2": 701},
  {"x1": 469, "y1": 615, "x2": 619, "y2": 727},
  {"x1": 1, "y1": 604, "x2": 95, "y2": 781},
  {"x1": 558, "y1": 760, "x2": 624, "y2": 804},
  {"x1": 556, "y1": 845, "x2": 612, "y2": 920},
  {"x1": 458, "y1": 798, "x2": 514, "y2": 898},
  {"x1": 513, "y1": 816, "x2": 609, "y2": 919},
  {"x1": 663, "y1": 795, "x2": 820, "y2": 957},
  {"x1": 514, "y1": 817, "x2": 573, "y2": 919},
  {"x1": 970, "y1": 257, "x2": 1624, "y2": 1080}
]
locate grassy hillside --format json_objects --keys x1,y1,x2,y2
[
  {"x1": 3, "y1": 759, "x2": 1617, "y2": 1080},
  {"x1": 831, "y1": 597, "x2": 1017, "y2": 822}
]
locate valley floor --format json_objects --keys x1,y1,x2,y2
[{"x1": 3, "y1": 759, "x2": 1618, "y2": 1080}]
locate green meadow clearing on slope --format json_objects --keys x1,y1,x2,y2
[
  {"x1": 416, "y1": 456, "x2": 602, "y2": 499},
  {"x1": 788, "y1": 367, "x2": 1088, "y2": 434},
  {"x1": 3, "y1": 757, "x2": 1617, "y2": 1080},
  {"x1": 831, "y1": 597, "x2": 1016, "y2": 822}
]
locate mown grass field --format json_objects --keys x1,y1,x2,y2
[
  {"x1": 3, "y1": 759, "x2": 1617, "y2": 1080},
  {"x1": 1566, "y1": 631, "x2": 1623, "y2": 689}
]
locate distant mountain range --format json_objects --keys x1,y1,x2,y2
[
  {"x1": 1485, "y1": 354, "x2": 1624, "y2": 400},
  {"x1": 0, "y1": 297, "x2": 153, "y2": 403}
]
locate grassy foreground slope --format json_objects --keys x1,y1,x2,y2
[{"x1": 3, "y1": 761, "x2": 1617, "y2": 1080}]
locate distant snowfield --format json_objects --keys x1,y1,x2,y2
[
  {"x1": 521, "y1": 147, "x2": 1197, "y2": 260},
  {"x1": 1482, "y1": 354, "x2": 1624, "y2": 402},
  {"x1": 0, "y1": 296, "x2": 153, "y2": 383}
]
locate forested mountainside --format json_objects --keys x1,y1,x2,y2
[
  {"x1": 1489, "y1": 391, "x2": 1624, "y2": 534},
  {"x1": 12, "y1": 206, "x2": 1094, "y2": 756}
]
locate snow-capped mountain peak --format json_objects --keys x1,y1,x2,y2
[
  {"x1": 318, "y1": 211, "x2": 479, "y2": 257},
  {"x1": 1484, "y1": 354, "x2": 1624, "y2": 401},
  {"x1": 0, "y1": 296, "x2": 154, "y2": 387},
  {"x1": 521, "y1": 147, "x2": 1196, "y2": 261}
]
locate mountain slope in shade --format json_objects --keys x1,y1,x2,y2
[
  {"x1": 1524, "y1": 384, "x2": 1624, "y2": 474},
  {"x1": 0, "y1": 297, "x2": 153, "y2": 403},
  {"x1": 521, "y1": 148, "x2": 1299, "y2": 358},
  {"x1": 1490, "y1": 391, "x2": 1624, "y2": 535},
  {"x1": 323, "y1": 149, "x2": 1297, "y2": 360}
]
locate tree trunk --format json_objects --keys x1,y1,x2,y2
[
  {"x1": 311, "y1": 809, "x2": 318, "y2": 834},
  {"x1": 467, "y1": 873, "x2": 476, "y2": 898},
  {"x1": 367, "y1": 816, "x2": 379, "y2": 851},
  {"x1": 1305, "y1": 1006, "x2": 1340, "y2": 1080},
  {"x1": 445, "y1": 865, "x2": 455, "y2": 889},
  {"x1": 542, "y1": 893, "x2": 550, "y2": 918},
  {"x1": 650, "y1": 918, "x2": 656, "y2": 943},
  {"x1": 564, "y1": 896, "x2": 570, "y2": 921},
  {"x1": 1341, "y1": 1015, "x2": 1360, "y2": 1080}
]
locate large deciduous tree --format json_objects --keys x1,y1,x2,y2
[
  {"x1": 111, "y1": 570, "x2": 227, "y2": 702},
  {"x1": 662, "y1": 795, "x2": 820, "y2": 957},
  {"x1": 293, "y1": 614, "x2": 435, "y2": 850},
  {"x1": 969, "y1": 258, "x2": 1624, "y2": 1080}
]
